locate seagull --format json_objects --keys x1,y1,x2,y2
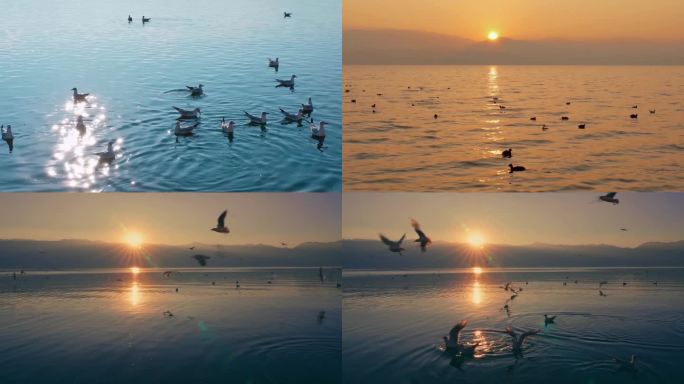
[
  {"x1": 163, "y1": 271, "x2": 173, "y2": 278},
  {"x1": 142, "y1": 16, "x2": 151, "y2": 23},
  {"x1": 221, "y1": 118, "x2": 235, "y2": 134},
  {"x1": 561, "y1": 116, "x2": 569, "y2": 120},
  {"x1": 379, "y1": 233, "x2": 406, "y2": 255},
  {"x1": 244, "y1": 111, "x2": 268, "y2": 125},
  {"x1": 279, "y1": 108, "x2": 304, "y2": 123},
  {"x1": 189, "y1": 246, "x2": 195, "y2": 250},
  {"x1": 500, "y1": 327, "x2": 540, "y2": 358},
  {"x1": 95, "y1": 141, "x2": 116, "y2": 163},
  {"x1": 501, "y1": 148, "x2": 512, "y2": 158},
  {"x1": 508, "y1": 164, "x2": 526, "y2": 173},
  {"x1": 578, "y1": 123, "x2": 586, "y2": 129},
  {"x1": 443, "y1": 320, "x2": 479, "y2": 355},
  {"x1": 1, "y1": 125, "x2": 14, "y2": 152},
  {"x1": 410, "y1": 218, "x2": 431, "y2": 252},
  {"x1": 76, "y1": 116, "x2": 86, "y2": 135},
  {"x1": 311, "y1": 120, "x2": 327, "y2": 138},
  {"x1": 301, "y1": 97, "x2": 314, "y2": 114},
  {"x1": 599, "y1": 192, "x2": 619, "y2": 205},
  {"x1": 599, "y1": 290, "x2": 607, "y2": 296},
  {"x1": 211, "y1": 210, "x2": 230, "y2": 234},
  {"x1": 276, "y1": 75, "x2": 297, "y2": 87},
  {"x1": 541, "y1": 124, "x2": 548, "y2": 131},
  {"x1": 163, "y1": 310, "x2": 174, "y2": 317},
  {"x1": 630, "y1": 113, "x2": 638, "y2": 119},
  {"x1": 71, "y1": 88, "x2": 89, "y2": 102},
  {"x1": 128, "y1": 15, "x2": 133, "y2": 23},
  {"x1": 283, "y1": 12, "x2": 292, "y2": 18},
  {"x1": 280, "y1": 242, "x2": 287, "y2": 247},
  {"x1": 632, "y1": 105, "x2": 638, "y2": 109},
  {"x1": 268, "y1": 58, "x2": 279, "y2": 67},
  {"x1": 530, "y1": 117, "x2": 537, "y2": 121},
  {"x1": 544, "y1": 314, "x2": 556, "y2": 325},
  {"x1": 614, "y1": 355, "x2": 637, "y2": 371},
  {"x1": 186, "y1": 84, "x2": 203, "y2": 96},
  {"x1": 173, "y1": 106, "x2": 201, "y2": 119},
  {"x1": 192, "y1": 254, "x2": 211, "y2": 266},
  {"x1": 649, "y1": 109, "x2": 656, "y2": 114},
  {"x1": 174, "y1": 121, "x2": 199, "y2": 137}
]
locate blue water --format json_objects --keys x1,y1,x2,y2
[
  {"x1": 0, "y1": 0, "x2": 341, "y2": 191},
  {"x1": 343, "y1": 268, "x2": 684, "y2": 384},
  {"x1": 0, "y1": 267, "x2": 342, "y2": 384}
]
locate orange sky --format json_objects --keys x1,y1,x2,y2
[{"x1": 344, "y1": 0, "x2": 684, "y2": 41}]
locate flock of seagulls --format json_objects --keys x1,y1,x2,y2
[{"x1": 379, "y1": 218, "x2": 432, "y2": 255}]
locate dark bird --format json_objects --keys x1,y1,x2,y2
[
  {"x1": 566, "y1": 102, "x2": 571, "y2": 105},
  {"x1": 541, "y1": 124, "x2": 548, "y2": 131},
  {"x1": 192, "y1": 254, "x2": 211, "y2": 266},
  {"x1": 599, "y1": 290, "x2": 607, "y2": 296},
  {"x1": 189, "y1": 246, "x2": 195, "y2": 250},
  {"x1": 530, "y1": 117, "x2": 536, "y2": 121},
  {"x1": 71, "y1": 88, "x2": 89, "y2": 102},
  {"x1": 499, "y1": 105, "x2": 506, "y2": 109},
  {"x1": 128, "y1": 15, "x2": 132, "y2": 23},
  {"x1": 502, "y1": 148, "x2": 512, "y2": 158},
  {"x1": 351, "y1": 99, "x2": 356, "y2": 103},
  {"x1": 578, "y1": 123, "x2": 586, "y2": 129},
  {"x1": 142, "y1": 16, "x2": 151, "y2": 23},
  {"x1": 508, "y1": 164, "x2": 526, "y2": 173},
  {"x1": 630, "y1": 113, "x2": 638, "y2": 119},
  {"x1": 632, "y1": 105, "x2": 638, "y2": 109},
  {"x1": 410, "y1": 218, "x2": 432, "y2": 252},
  {"x1": 379, "y1": 233, "x2": 406, "y2": 255},
  {"x1": 211, "y1": 210, "x2": 230, "y2": 234},
  {"x1": 283, "y1": 12, "x2": 292, "y2": 18},
  {"x1": 433, "y1": 114, "x2": 438, "y2": 119},
  {"x1": 544, "y1": 314, "x2": 556, "y2": 325},
  {"x1": 163, "y1": 310, "x2": 174, "y2": 318},
  {"x1": 561, "y1": 116, "x2": 569, "y2": 120},
  {"x1": 371, "y1": 104, "x2": 376, "y2": 108},
  {"x1": 621, "y1": 228, "x2": 627, "y2": 231},
  {"x1": 599, "y1": 192, "x2": 619, "y2": 205},
  {"x1": 500, "y1": 327, "x2": 541, "y2": 358},
  {"x1": 443, "y1": 320, "x2": 479, "y2": 355},
  {"x1": 649, "y1": 109, "x2": 656, "y2": 114}
]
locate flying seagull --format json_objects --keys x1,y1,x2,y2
[
  {"x1": 211, "y1": 210, "x2": 229, "y2": 234},
  {"x1": 379, "y1": 233, "x2": 406, "y2": 255},
  {"x1": 410, "y1": 218, "x2": 432, "y2": 252},
  {"x1": 599, "y1": 192, "x2": 619, "y2": 205},
  {"x1": 443, "y1": 320, "x2": 479, "y2": 356},
  {"x1": 192, "y1": 254, "x2": 211, "y2": 266},
  {"x1": 544, "y1": 314, "x2": 556, "y2": 325}
]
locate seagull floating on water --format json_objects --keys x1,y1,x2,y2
[
  {"x1": 174, "y1": 121, "x2": 199, "y2": 137},
  {"x1": 599, "y1": 192, "x2": 619, "y2": 205},
  {"x1": 508, "y1": 164, "x2": 526, "y2": 173},
  {"x1": 1, "y1": 125, "x2": 14, "y2": 153},
  {"x1": 310, "y1": 120, "x2": 326, "y2": 138},
  {"x1": 244, "y1": 111, "x2": 268, "y2": 125},
  {"x1": 443, "y1": 320, "x2": 479, "y2": 356},
  {"x1": 211, "y1": 210, "x2": 229, "y2": 234},
  {"x1": 280, "y1": 108, "x2": 304, "y2": 123},
  {"x1": 649, "y1": 109, "x2": 656, "y2": 114},
  {"x1": 142, "y1": 16, "x2": 151, "y2": 23},
  {"x1": 221, "y1": 118, "x2": 235, "y2": 134},
  {"x1": 578, "y1": 123, "x2": 586, "y2": 129},
  {"x1": 379, "y1": 233, "x2": 406, "y2": 255},
  {"x1": 186, "y1": 84, "x2": 203, "y2": 96},
  {"x1": 301, "y1": 97, "x2": 314, "y2": 114},
  {"x1": 95, "y1": 141, "x2": 116, "y2": 163},
  {"x1": 71, "y1": 88, "x2": 89, "y2": 102},
  {"x1": 502, "y1": 148, "x2": 512, "y2": 158},
  {"x1": 128, "y1": 15, "x2": 133, "y2": 23},
  {"x1": 630, "y1": 113, "x2": 638, "y2": 119},
  {"x1": 268, "y1": 57, "x2": 279, "y2": 67},
  {"x1": 276, "y1": 75, "x2": 297, "y2": 87},
  {"x1": 173, "y1": 106, "x2": 201, "y2": 119},
  {"x1": 411, "y1": 218, "x2": 431, "y2": 252}
]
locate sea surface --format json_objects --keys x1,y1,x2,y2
[
  {"x1": 0, "y1": 267, "x2": 341, "y2": 384},
  {"x1": 0, "y1": 0, "x2": 341, "y2": 191},
  {"x1": 343, "y1": 65, "x2": 684, "y2": 191},
  {"x1": 343, "y1": 267, "x2": 684, "y2": 384}
]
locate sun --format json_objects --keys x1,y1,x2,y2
[
  {"x1": 488, "y1": 31, "x2": 499, "y2": 41},
  {"x1": 467, "y1": 232, "x2": 486, "y2": 248},
  {"x1": 124, "y1": 232, "x2": 144, "y2": 249},
  {"x1": 472, "y1": 267, "x2": 483, "y2": 275}
]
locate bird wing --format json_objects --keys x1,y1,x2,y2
[
  {"x1": 186, "y1": 86, "x2": 194, "y2": 90},
  {"x1": 519, "y1": 329, "x2": 540, "y2": 345},
  {"x1": 173, "y1": 106, "x2": 186, "y2": 114},
  {"x1": 244, "y1": 111, "x2": 257, "y2": 120},
  {"x1": 606, "y1": 192, "x2": 617, "y2": 199},
  {"x1": 449, "y1": 320, "x2": 468, "y2": 341},
  {"x1": 379, "y1": 234, "x2": 393, "y2": 246},
  {"x1": 217, "y1": 210, "x2": 227, "y2": 227},
  {"x1": 397, "y1": 233, "x2": 406, "y2": 245}
]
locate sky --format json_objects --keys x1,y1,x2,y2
[
  {"x1": 0, "y1": 193, "x2": 340, "y2": 246},
  {"x1": 343, "y1": 193, "x2": 684, "y2": 247},
  {"x1": 343, "y1": 0, "x2": 684, "y2": 41}
]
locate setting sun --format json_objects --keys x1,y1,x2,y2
[
  {"x1": 130, "y1": 267, "x2": 140, "y2": 274},
  {"x1": 472, "y1": 267, "x2": 483, "y2": 275},
  {"x1": 487, "y1": 31, "x2": 499, "y2": 41},
  {"x1": 467, "y1": 232, "x2": 486, "y2": 248},
  {"x1": 124, "y1": 232, "x2": 144, "y2": 248}
]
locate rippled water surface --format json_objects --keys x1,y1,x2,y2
[
  {"x1": 0, "y1": 0, "x2": 341, "y2": 191},
  {"x1": 0, "y1": 267, "x2": 341, "y2": 384},
  {"x1": 343, "y1": 66, "x2": 684, "y2": 191},
  {"x1": 343, "y1": 268, "x2": 684, "y2": 384}
]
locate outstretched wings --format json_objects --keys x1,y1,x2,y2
[
  {"x1": 217, "y1": 210, "x2": 227, "y2": 228},
  {"x1": 449, "y1": 319, "x2": 468, "y2": 342}
]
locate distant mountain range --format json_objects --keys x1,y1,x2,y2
[
  {"x1": 0, "y1": 239, "x2": 341, "y2": 269},
  {"x1": 344, "y1": 29, "x2": 684, "y2": 65},
  {"x1": 342, "y1": 239, "x2": 684, "y2": 269}
]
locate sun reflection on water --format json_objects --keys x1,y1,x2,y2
[{"x1": 471, "y1": 280, "x2": 482, "y2": 305}]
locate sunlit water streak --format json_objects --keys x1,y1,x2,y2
[
  {"x1": 0, "y1": 268, "x2": 341, "y2": 384},
  {"x1": 343, "y1": 65, "x2": 684, "y2": 191},
  {"x1": 343, "y1": 268, "x2": 684, "y2": 383},
  {"x1": 0, "y1": 0, "x2": 341, "y2": 191}
]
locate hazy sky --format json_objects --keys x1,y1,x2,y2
[
  {"x1": 344, "y1": 0, "x2": 684, "y2": 41},
  {"x1": 343, "y1": 193, "x2": 684, "y2": 247},
  {"x1": 0, "y1": 193, "x2": 340, "y2": 246}
]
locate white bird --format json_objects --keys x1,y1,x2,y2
[
  {"x1": 245, "y1": 111, "x2": 268, "y2": 125},
  {"x1": 211, "y1": 210, "x2": 229, "y2": 234},
  {"x1": 614, "y1": 355, "x2": 638, "y2": 371},
  {"x1": 301, "y1": 97, "x2": 314, "y2": 114},
  {"x1": 2, "y1": 125, "x2": 14, "y2": 152},
  {"x1": 500, "y1": 327, "x2": 540, "y2": 357},
  {"x1": 379, "y1": 233, "x2": 406, "y2": 255},
  {"x1": 71, "y1": 88, "x2": 89, "y2": 102},
  {"x1": 174, "y1": 121, "x2": 199, "y2": 137},
  {"x1": 220, "y1": 118, "x2": 235, "y2": 133},
  {"x1": 276, "y1": 75, "x2": 297, "y2": 87},
  {"x1": 443, "y1": 320, "x2": 479, "y2": 356},
  {"x1": 186, "y1": 84, "x2": 203, "y2": 96},
  {"x1": 95, "y1": 141, "x2": 116, "y2": 163},
  {"x1": 173, "y1": 106, "x2": 201, "y2": 119},
  {"x1": 279, "y1": 108, "x2": 304, "y2": 123},
  {"x1": 268, "y1": 58, "x2": 279, "y2": 67},
  {"x1": 599, "y1": 192, "x2": 619, "y2": 205},
  {"x1": 311, "y1": 120, "x2": 327, "y2": 138}
]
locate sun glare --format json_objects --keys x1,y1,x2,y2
[
  {"x1": 124, "y1": 232, "x2": 144, "y2": 248},
  {"x1": 467, "y1": 233, "x2": 486, "y2": 248},
  {"x1": 130, "y1": 267, "x2": 140, "y2": 274},
  {"x1": 488, "y1": 31, "x2": 499, "y2": 41},
  {"x1": 472, "y1": 267, "x2": 483, "y2": 275}
]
